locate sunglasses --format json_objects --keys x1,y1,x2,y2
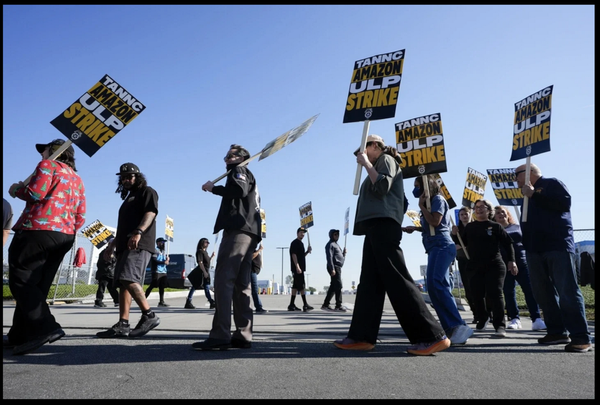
[{"x1": 224, "y1": 152, "x2": 241, "y2": 161}]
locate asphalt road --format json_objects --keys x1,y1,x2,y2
[{"x1": 3, "y1": 292, "x2": 595, "y2": 399}]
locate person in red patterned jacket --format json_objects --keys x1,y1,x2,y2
[{"x1": 5, "y1": 138, "x2": 86, "y2": 356}]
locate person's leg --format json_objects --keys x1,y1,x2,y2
[
  {"x1": 145, "y1": 278, "x2": 156, "y2": 298},
  {"x1": 527, "y1": 251, "x2": 566, "y2": 336},
  {"x1": 540, "y1": 251, "x2": 591, "y2": 344},
  {"x1": 96, "y1": 279, "x2": 107, "y2": 302},
  {"x1": 514, "y1": 265, "x2": 541, "y2": 321},
  {"x1": 107, "y1": 278, "x2": 120, "y2": 305},
  {"x1": 333, "y1": 270, "x2": 343, "y2": 308},
  {"x1": 486, "y1": 260, "x2": 507, "y2": 330},
  {"x1": 503, "y1": 271, "x2": 519, "y2": 320},
  {"x1": 250, "y1": 271, "x2": 262, "y2": 310},
  {"x1": 187, "y1": 286, "x2": 195, "y2": 301},
  {"x1": 231, "y1": 232, "x2": 257, "y2": 342},
  {"x1": 470, "y1": 268, "x2": 487, "y2": 326},
  {"x1": 425, "y1": 242, "x2": 462, "y2": 332},
  {"x1": 323, "y1": 273, "x2": 334, "y2": 307},
  {"x1": 158, "y1": 276, "x2": 167, "y2": 304},
  {"x1": 8, "y1": 231, "x2": 72, "y2": 343}
]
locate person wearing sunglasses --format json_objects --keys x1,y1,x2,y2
[{"x1": 194, "y1": 144, "x2": 261, "y2": 350}]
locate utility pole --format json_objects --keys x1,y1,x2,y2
[
  {"x1": 277, "y1": 246, "x2": 289, "y2": 294},
  {"x1": 306, "y1": 273, "x2": 310, "y2": 290}
]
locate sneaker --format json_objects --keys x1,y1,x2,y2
[
  {"x1": 321, "y1": 305, "x2": 334, "y2": 311},
  {"x1": 192, "y1": 338, "x2": 231, "y2": 351},
  {"x1": 255, "y1": 308, "x2": 268, "y2": 314},
  {"x1": 94, "y1": 301, "x2": 107, "y2": 308},
  {"x1": 494, "y1": 327, "x2": 507, "y2": 338},
  {"x1": 184, "y1": 301, "x2": 196, "y2": 309},
  {"x1": 334, "y1": 307, "x2": 347, "y2": 312},
  {"x1": 407, "y1": 336, "x2": 451, "y2": 356},
  {"x1": 12, "y1": 328, "x2": 65, "y2": 356},
  {"x1": 114, "y1": 302, "x2": 119, "y2": 307},
  {"x1": 538, "y1": 334, "x2": 571, "y2": 345},
  {"x1": 507, "y1": 318, "x2": 522, "y2": 330},
  {"x1": 333, "y1": 337, "x2": 374, "y2": 351},
  {"x1": 303, "y1": 305, "x2": 314, "y2": 312},
  {"x1": 158, "y1": 302, "x2": 169, "y2": 307},
  {"x1": 531, "y1": 318, "x2": 547, "y2": 331},
  {"x1": 288, "y1": 305, "x2": 302, "y2": 311},
  {"x1": 209, "y1": 302, "x2": 216, "y2": 309},
  {"x1": 476, "y1": 319, "x2": 489, "y2": 331},
  {"x1": 96, "y1": 321, "x2": 130, "y2": 338},
  {"x1": 128, "y1": 314, "x2": 160, "y2": 338},
  {"x1": 564, "y1": 342, "x2": 592, "y2": 353},
  {"x1": 450, "y1": 324, "x2": 474, "y2": 345}
]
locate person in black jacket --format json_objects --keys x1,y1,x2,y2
[
  {"x1": 452, "y1": 199, "x2": 517, "y2": 338},
  {"x1": 94, "y1": 245, "x2": 119, "y2": 308},
  {"x1": 193, "y1": 144, "x2": 262, "y2": 351}
]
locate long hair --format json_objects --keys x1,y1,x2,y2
[
  {"x1": 196, "y1": 237, "x2": 209, "y2": 252},
  {"x1": 115, "y1": 172, "x2": 148, "y2": 200},
  {"x1": 51, "y1": 143, "x2": 77, "y2": 171},
  {"x1": 494, "y1": 205, "x2": 517, "y2": 225}
]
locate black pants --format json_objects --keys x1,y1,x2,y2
[
  {"x1": 469, "y1": 258, "x2": 507, "y2": 330},
  {"x1": 8, "y1": 230, "x2": 75, "y2": 345},
  {"x1": 145, "y1": 275, "x2": 168, "y2": 302},
  {"x1": 348, "y1": 218, "x2": 445, "y2": 345},
  {"x1": 323, "y1": 268, "x2": 343, "y2": 308},
  {"x1": 96, "y1": 277, "x2": 119, "y2": 304}
]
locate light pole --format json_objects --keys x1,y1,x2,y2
[{"x1": 276, "y1": 247, "x2": 288, "y2": 294}]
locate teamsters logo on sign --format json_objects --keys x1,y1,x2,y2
[
  {"x1": 51, "y1": 74, "x2": 146, "y2": 157},
  {"x1": 343, "y1": 49, "x2": 404, "y2": 123}
]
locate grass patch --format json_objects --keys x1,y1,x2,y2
[{"x1": 451, "y1": 284, "x2": 594, "y2": 322}]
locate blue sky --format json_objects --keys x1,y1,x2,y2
[{"x1": 3, "y1": 5, "x2": 594, "y2": 292}]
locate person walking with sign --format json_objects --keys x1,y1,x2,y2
[
  {"x1": 144, "y1": 237, "x2": 170, "y2": 307},
  {"x1": 193, "y1": 144, "x2": 261, "y2": 351},
  {"x1": 94, "y1": 246, "x2": 119, "y2": 308},
  {"x1": 5, "y1": 139, "x2": 86, "y2": 355},
  {"x1": 404, "y1": 175, "x2": 473, "y2": 345},
  {"x1": 288, "y1": 227, "x2": 314, "y2": 312},
  {"x1": 334, "y1": 134, "x2": 450, "y2": 356}
]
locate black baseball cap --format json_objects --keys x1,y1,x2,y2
[
  {"x1": 35, "y1": 139, "x2": 75, "y2": 155},
  {"x1": 297, "y1": 227, "x2": 307, "y2": 233},
  {"x1": 116, "y1": 163, "x2": 140, "y2": 175},
  {"x1": 156, "y1": 237, "x2": 167, "y2": 243}
]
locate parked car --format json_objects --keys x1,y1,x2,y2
[{"x1": 144, "y1": 253, "x2": 196, "y2": 289}]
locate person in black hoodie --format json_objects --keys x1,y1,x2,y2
[
  {"x1": 193, "y1": 144, "x2": 262, "y2": 351},
  {"x1": 322, "y1": 229, "x2": 346, "y2": 311},
  {"x1": 452, "y1": 199, "x2": 517, "y2": 338}
]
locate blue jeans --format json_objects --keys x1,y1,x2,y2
[
  {"x1": 424, "y1": 238, "x2": 464, "y2": 333},
  {"x1": 503, "y1": 264, "x2": 541, "y2": 321},
  {"x1": 251, "y1": 271, "x2": 263, "y2": 311},
  {"x1": 187, "y1": 282, "x2": 215, "y2": 304},
  {"x1": 526, "y1": 250, "x2": 591, "y2": 344}
]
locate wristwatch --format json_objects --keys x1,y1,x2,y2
[{"x1": 134, "y1": 228, "x2": 143, "y2": 235}]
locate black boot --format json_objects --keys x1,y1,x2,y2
[{"x1": 184, "y1": 300, "x2": 195, "y2": 309}]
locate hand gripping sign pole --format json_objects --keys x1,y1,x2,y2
[{"x1": 211, "y1": 114, "x2": 319, "y2": 184}]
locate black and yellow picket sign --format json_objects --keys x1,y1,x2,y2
[
  {"x1": 396, "y1": 113, "x2": 447, "y2": 179},
  {"x1": 51, "y1": 74, "x2": 146, "y2": 157},
  {"x1": 462, "y1": 167, "x2": 488, "y2": 209},
  {"x1": 486, "y1": 168, "x2": 523, "y2": 207},
  {"x1": 510, "y1": 85, "x2": 552, "y2": 162},
  {"x1": 81, "y1": 219, "x2": 115, "y2": 249}
]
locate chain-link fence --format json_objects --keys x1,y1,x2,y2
[
  {"x1": 3, "y1": 229, "x2": 595, "y2": 303},
  {"x1": 3, "y1": 232, "x2": 100, "y2": 304}
]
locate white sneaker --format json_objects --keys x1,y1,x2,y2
[
  {"x1": 506, "y1": 318, "x2": 522, "y2": 330},
  {"x1": 532, "y1": 318, "x2": 547, "y2": 331}
]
